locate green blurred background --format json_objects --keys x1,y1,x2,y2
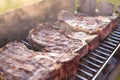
[
  {"x1": 0, "y1": 0, "x2": 39, "y2": 14},
  {"x1": 116, "y1": 73, "x2": 120, "y2": 80},
  {"x1": 0, "y1": 0, "x2": 120, "y2": 14},
  {"x1": 98, "y1": 0, "x2": 120, "y2": 5},
  {"x1": 97, "y1": 0, "x2": 120, "y2": 12}
]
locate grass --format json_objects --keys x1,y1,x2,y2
[
  {"x1": 0, "y1": 0, "x2": 40, "y2": 14},
  {"x1": 116, "y1": 73, "x2": 120, "y2": 80}
]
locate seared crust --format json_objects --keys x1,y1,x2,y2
[
  {"x1": 28, "y1": 23, "x2": 88, "y2": 79},
  {"x1": 28, "y1": 23, "x2": 88, "y2": 53},
  {"x1": 56, "y1": 31, "x2": 100, "y2": 51},
  {"x1": 1, "y1": 11, "x2": 118, "y2": 80},
  {"x1": 0, "y1": 42, "x2": 62, "y2": 80},
  {"x1": 57, "y1": 11, "x2": 113, "y2": 40},
  {"x1": 108, "y1": 15, "x2": 119, "y2": 29}
]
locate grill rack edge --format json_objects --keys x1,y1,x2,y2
[{"x1": 77, "y1": 25, "x2": 120, "y2": 80}]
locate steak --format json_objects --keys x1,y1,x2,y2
[
  {"x1": 0, "y1": 42, "x2": 62, "y2": 80},
  {"x1": 27, "y1": 23, "x2": 89, "y2": 79},
  {"x1": 29, "y1": 51, "x2": 81, "y2": 80},
  {"x1": 57, "y1": 11, "x2": 113, "y2": 40},
  {"x1": 0, "y1": 41, "x2": 88, "y2": 80},
  {"x1": 60, "y1": 31, "x2": 100, "y2": 51},
  {"x1": 28, "y1": 23, "x2": 88, "y2": 54},
  {"x1": 107, "y1": 15, "x2": 119, "y2": 29}
]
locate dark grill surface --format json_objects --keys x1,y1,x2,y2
[{"x1": 76, "y1": 24, "x2": 120, "y2": 80}]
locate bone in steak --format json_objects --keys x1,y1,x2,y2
[
  {"x1": 107, "y1": 15, "x2": 119, "y2": 29},
  {"x1": 28, "y1": 23, "x2": 88, "y2": 54},
  {"x1": 61, "y1": 31, "x2": 100, "y2": 51},
  {"x1": 0, "y1": 41, "x2": 89, "y2": 80},
  {"x1": 0, "y1": 42, "x2": 62, "y2": 80},
  {"x1": 57, "y1": 11, "x2": 114, "y2": 40},
  {"x1": 27, "y1": 23, "x2": 89, "y2": 79}
]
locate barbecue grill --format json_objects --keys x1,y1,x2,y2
[
  {"x1": 0, "y1": 0, "x2": 120, "y2": 80},
  {"x1": 76, "y1": 24, "x2": 120, "y2": 80},
  {"x1": 20, "y1": 24, "x2": 120, "y2": 80}
]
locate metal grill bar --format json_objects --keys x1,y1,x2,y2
[
  {"x1": 95, "y1": 49, "x2": 110, "y2": 56},
  {"x1": 77, "y1": 25, "x2": 120, "y2": 80},
  {"x1": 116, "y1": 28, "x2": 120, "y2": 31},
  {"x1": 82, "y1": 59, "x2": 101, "y2": 68},
  {"x1": 76, "y1": 74, "x2": 88, "y2": 80},
  {"x1": 92, "y1": 43, "x2": 120, "y2": 80},
  {"x1": 98, "y1": 46, "x2": 113, "y2": 52},
  {"x1": 107, "y1": 38, "x2": 119, "y2": 43},
  {"x1": 111, "y1": 33, "x2": 120, "y2": 37},
  {"x1": 78, "y1": 69, "x2": 93, "y2": 77},
  {"x1": 79, "y1": 63, "x2": 97, "y2": 73},
  {"x1": 103, "y1": 41, "x2": 117, "y2": 46},
  {"x1": 110, "y1": 36, "x2": 120, "y2": 41},
  {"x1": 90, "y1": 52, "x2": 107, "y2": 60},
  {"x1": 21, "y1": 40, "x2": 33, "y2": 47},
  {"x1": 87, "y1": 56, "x2": 104, "y2": 64},
  {"x1": 100, "y1": 43, "x2": 115, "y2": 49},
  {"x1": 113, "y1": 30, "x2": 120, "y2": 34}
]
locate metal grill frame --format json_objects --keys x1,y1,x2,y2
[
  {"x1": 77, "y1": 24, "x2": 120, "y2": 80},
  {"x1": 21, "y1": 25, "x2": 120, "y2": 80}
]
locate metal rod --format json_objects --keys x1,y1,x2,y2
[
  {"x1": 83, "y1": 59, "x2": 100, "y2": 68},
  {"x1": 114, "y1": 31, "x2": 120, "y2": 35},
  {"x1": 92, "y1": 43, "x2": 120, "y2": 80},
  {"x1": 76, "y1": 74, "x2": 88, "y2": 80},
  {"x1": 95, "y1": 49, "x2": 110, "y2": 56},
  {"x1": 80, "y1": 63, "x2": 97, "y2": 72},
  {"x1": 101, "y1": 43, "x2": 115, "y2": 49},
  {"x1": 78, "y1": 69, "x2": 93, "y2": 77},
  {"x1": 111, "y1": 33, "x2": 120, "y2": 38},
  {"x1": 107, "y1": 38, "x2": 119, "y2": 44},
  {"x1": 90, "y1": 52, "x2": 107, "y2": 60},
  {"x1": 87, "y1": 56, "x2": 104, "y2": 64},
  {"x1": 116, "y1": 28, "x2": 120, "y2": 31},
  {"x1": 103, "y1": 41, "x2": 117, "y2": 47},
  {"x1": 98, "y1": 46, "x2": 113, "y2": 52},
  {"x1": 110, "y1": 36, "x2": 120, "y2": 41},
  {"x1": 21, "y1": 40, "x2": 32, "y2": 47}
]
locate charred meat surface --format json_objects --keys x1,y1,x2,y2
[
  {"x1": 28, "y1": 23, "x2": 88, "y2": 53},
  {"x1": 0, "y1": 41, "x2": 88, "y2": 80},
  {"x1": 60, "y1": 31, "x2": 100, "y2": 51},
  {"x1": 0, "y1": 42, "x2": 62, "y2": 80},
  {"x1": 57, "y1": 11, "x2": 115, "y2": 40}
]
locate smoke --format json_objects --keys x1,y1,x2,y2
[{"x1": 0, "y1": 0, "x2": 75, "y2": 47}]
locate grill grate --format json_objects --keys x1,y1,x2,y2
[
  {"x1": 77, "y1": 25, "x2": 120, "y2": 80},
  {"x1": 21, "y1": 25, "x2": 120, "y2": 80}
]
